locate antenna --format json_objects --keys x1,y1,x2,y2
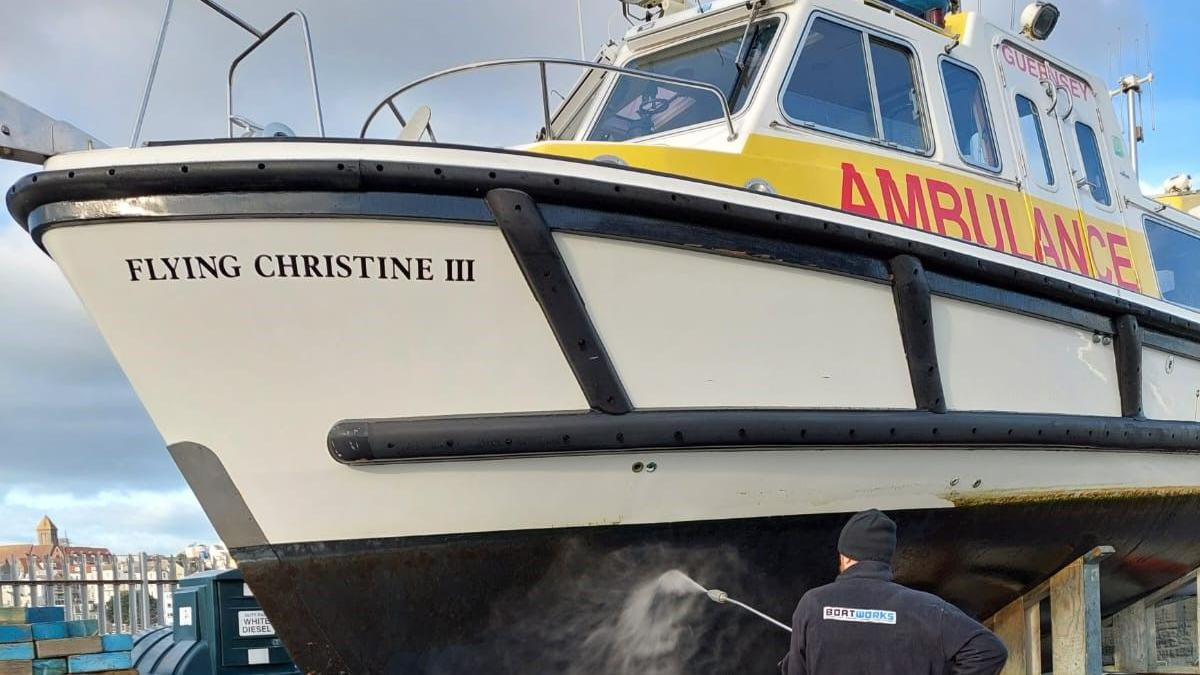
[
  {"x1": 1112, "y1": 72, "x2": 1153, "y2": 176},
  {"x1": 1117, "y1": 25, "x2": 1123, "y2": 82},
  {"x1": 577, "y1": 0, "x2": 587, "y2": 59},
  {"x1": 1146, "y1": 22, "x2": 1156, "y2": 133}
]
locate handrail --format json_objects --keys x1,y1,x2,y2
[
  {"x1": 359, "y1": 57, "x2": 738, "y2": 142},
  {"x1": 227, "y1": 11, "x2": 324, "y2": 138},
  {"x1": 198, "y1": 0, "x2": 261, "y2": 38},
  {"x1": 129, "y1": 0, "x2": 324, "y2": 147}
]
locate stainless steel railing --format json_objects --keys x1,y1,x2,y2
[
  {"x1": 0, "y1": 553, "x2": 213, "y2": 634},
  {"x1": 359, "y1": 57, "x2": 739, "y2": 142},
  {"x1": 130, "y1": 0, "x2": 324, "y2": 147},
  {"x1": 226, "y1": 10, "x2": 324, "y2": 139}
]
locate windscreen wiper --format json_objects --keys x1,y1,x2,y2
[
  {"x1": 734, "y1": 0, "x2": 768, "y2": 75},
  {"x1": 729, "y1": 0, "x2": 768, "y2": 106}
]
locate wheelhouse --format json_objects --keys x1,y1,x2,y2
[{"x1": 529, "y1": 0, "x2": 1200, "y2": 316}]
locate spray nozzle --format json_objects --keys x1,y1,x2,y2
[{"x1": 706, "y1": 587, "x2": 791, "y2": 633}]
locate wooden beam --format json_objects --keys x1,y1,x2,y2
[
  {"x1": 1112, "y1": 601, "x2": 1149, "y2": 672},
  {"x1": 1050, "y1": 546, "x2": 1113, "y2": 675},
  {"x1": 992, "y1": 598, "x2": 1028, "y2": 675},
  {"x1": 1026, "y1": 601, "x2": 1043, "y2": 675}
]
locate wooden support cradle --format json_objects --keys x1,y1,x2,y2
[
  {"x1": 988, "y1": 545, "x2": 1113, "y2": 675},
  {"x1": 1110, "y1": 567, "x2": 1200, "y2": 674},
  {"x1": 988, "y1": 546, "x2": 1200, "y2": 674}
]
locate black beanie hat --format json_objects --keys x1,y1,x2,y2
[{"x1": 838, "y1": 509, "x2": 897, "y2": 565}]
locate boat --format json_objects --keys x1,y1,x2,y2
[{"x1": 7, "y1": 0, "x2": 1200, "y2": 671}]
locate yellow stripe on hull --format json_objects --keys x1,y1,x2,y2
[{"x1": 532, "y1": 135, "x2": 1160, "y2": 298}]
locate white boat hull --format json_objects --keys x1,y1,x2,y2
[{"x1": 12, "y1": 141, "x2": 1200, "y2": 672}]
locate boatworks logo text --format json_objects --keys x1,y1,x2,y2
[{"x1": 124, "y1": 254, "x2": 477, "y2": 282}]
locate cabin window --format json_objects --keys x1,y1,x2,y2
[
  {"x1": 1015, "y1": 95, "x2": 1055, "y2": 186},
  {"x1": 587, "y1": 19, "x2": 780, "y2": 142},
  {"x1": 781, "y1": 17, "x2": 929, "y2": 153},
  {"x1": 941, "y1": 60, "x2": 1000, "y2": 171},
  {"x1": 782, "y1": 19, "x2": 876, "y2": 138},
  {"x1": 870, "y1": 39, "x2": 928, "y2": 151},
  {"x1": 1145, "y1": 218, "x2": 1200, "y2": 309},
  {"x1": 1074, "y1": 122, "x2": 1112, "y2": 206}
]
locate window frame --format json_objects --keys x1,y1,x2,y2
[
  {"x1": 938, "y1": 56, "x2": 1003, "y2": 174},
  {"x1": 1013, "y1": 93, "x2": 1057, "y2": 189},
  {"x1": 1072, "y1": 120, "x2": 1114, "y2": 208},
  {"x1": 1143, "y1": 215, "x2": 1200, "y2": 311},
  {"x1": 581, "y1": 13, "x2": 787, "y2": 143},
  {"x1": 776, "y1": 12, "x2": 934, "y2": 157}
]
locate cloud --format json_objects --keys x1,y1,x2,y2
[
  {"x1": 1, "y1": 487, "x2": 213, "y2": 554},
  {"x1": 0, "y1": 216, "x2": 175, "y2": 495}
]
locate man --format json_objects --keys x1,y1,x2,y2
[{"x1": 781, "y1": 509, "x2": 1007, "y2": 675}]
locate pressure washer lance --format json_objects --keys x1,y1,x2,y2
[{"x1": 705, "y1": 589, "x2": 792, "y2": 633}]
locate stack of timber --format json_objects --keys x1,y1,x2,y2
[{"x1": 0, "y1": 608, "x2": 135, "y2": 675}]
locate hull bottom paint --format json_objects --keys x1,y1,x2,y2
[{"x1": 237, "y1": 496, "x2": 1200, "y2": 674}]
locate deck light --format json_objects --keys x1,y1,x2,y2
[
  {"x1": 1020, "y1": 2, "x2": 1060, "y2": 41},
  {"x1": 594, "y1": 154, "x2": 628, "y2": 166},
  {"x1": 746, "y1": 178, "x2": 776, "y2": 194}
]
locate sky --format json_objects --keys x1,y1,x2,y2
[{"x1": 0, "y1": 0, "x2": 1196, "y2": 554}]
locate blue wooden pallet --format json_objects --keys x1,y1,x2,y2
[
  {"x1": 65, "y1": 652, "x2": 130, "y2": 673},
  {"x1": 32, "y1": 658, "x2": 65, "y2": 675},
  {"x1": 0, "y1": 626, "x2": 31, "y2": 645},
  {"x1": 28, "y1": 624, "x2": 66, "y2": 642},
  {"x1": 96, "y1": 636, "x2": 131, "y2": 653},
  {"x1": 0, "y1": 608, "x2": 63, "y2": 625},
  {"x1": 0, "y1": 643, "x2": 34, "y2": 661}
]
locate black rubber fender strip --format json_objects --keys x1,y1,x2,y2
[
  {"x1": 486, "y1": 188, "x2": 632, "y2": 414},
  {"x1": 890, "y1": 255, "x2": 946, "y2": 413},
  {"x1": 328, "y1": 409, "x2": 1200, "y2": 463},
  {"x1": 1115, "y1": 314, "x2": 1144, "y2": 418}
]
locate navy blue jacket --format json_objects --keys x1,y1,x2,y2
[{"x1": 781, "y1": 561, "x2": 1007, "y2": 675}]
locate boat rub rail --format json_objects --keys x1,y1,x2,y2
[
  {"x1": 327, "y1": 410, "x2": 1200, "y2": 464},
  {"x1": 8, "y1": 152, "x2": 1200, "y2": 344}
]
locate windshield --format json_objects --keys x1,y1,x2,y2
[{"x1": 587, "y1": 19, "x2": 780, "y2": 142}]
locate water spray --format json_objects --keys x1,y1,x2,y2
[
  {"x1": 656, "y1": 569, "x2": 791, "y2": 633},
  {"x1": 705, "y1": 588, "x2": 792, "y2": 633}
]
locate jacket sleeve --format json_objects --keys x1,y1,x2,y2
[
  {"x1": 940, "y1": 604, "x2": 1008, "y2": 675},
  {"x1": 780, "y1": 595, "x2": 810, "y2": 675}
]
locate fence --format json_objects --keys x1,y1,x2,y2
[{"x1": 0, "y1": 553, "x2": 211, "y2": 634}]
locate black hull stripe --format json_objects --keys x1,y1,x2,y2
[{"x1": 327, "y1": 409, "x2": 1200, "y2": 463}]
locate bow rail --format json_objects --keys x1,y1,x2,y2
[{"x1": 130, "y1": 0, "x2": 324, "y2": 147}]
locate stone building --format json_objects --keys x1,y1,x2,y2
[{"x1": 0, "y1": 516, "x2": 113, "y2": 609}]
